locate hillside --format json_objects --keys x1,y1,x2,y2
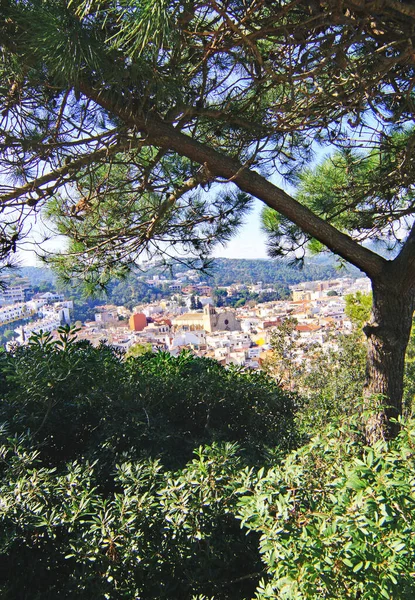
[
  {"x1": 209, "y1": 257, "x2": 360, "y2": 286},
  {"x1": 17, "y1": 256, "x2": 360, "y2": 291}
]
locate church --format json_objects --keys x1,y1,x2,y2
[{"x1": 172, "y1": 304, "x2": 241, "y2": 333}]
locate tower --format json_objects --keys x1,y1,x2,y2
[{"x1": 203, "y1": 304, "x2": 216, "y2": 332}]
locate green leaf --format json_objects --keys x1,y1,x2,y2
[{"x1": 346, "y1": 473, "x2": 366, "y2": 490}]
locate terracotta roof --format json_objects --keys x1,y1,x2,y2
[{"x1": 296, "y1": 324, "x2": 321, "y2": 333}]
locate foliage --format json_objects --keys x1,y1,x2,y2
[
  {"x1": 2, "y1": 0, "x2": 415, "y2": 436},
  {"x1": 403, "y1": 321, "x2": 415, "y2": 416},
  {"x1": 190, "y1": 294, "x2": 203, "y2": 310},
  {"x1": 125, "y1": 342, "x2": 152, "y2": 359},
  {"x1": 345, "y1": 292, "x2": 373, "y2": 332},
  {"x1": 0, "y1": 432, "x2": 261, "y2": 599},
  {"x1": 209, "y1": 259, "x2": 354, "y2": 288},
  {"x1": 263, "y1": 316, "x2": 367, "y2": 438},
  {"x1": 263, "y1": 138, "x2": 415, "y2": 259},
  {"x1": 0, "y1": 328, "x2": 300, "y2": 598},
  {"x1": 0, "y1": 317, "x2": 32, "y2": 347},
  {"x1": 2, "y1": 332, "x2": 415, "y2": 597},
  {"x1": 238, "y1": 417, "x2": 415, "y2": 599},
  {"x1": 0, "y1": 329, "x2": 298, "y2": 469},
  {"x1": 0, "y1": 326, "x2": 17, "y2": 347},
  {"x1": 212, "y1": 287, "x2": 229, "y2": 308},
  {"x1": 1, "y1": 0, "x2": 413, "y2": 278}
]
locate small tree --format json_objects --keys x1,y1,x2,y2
[{"x1": 266, "y1": 318, "x2": 300, "y2": 390}]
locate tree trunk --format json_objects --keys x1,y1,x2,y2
[{"x1": 363, "y1": 278, "x2": 415, "y2": 443}]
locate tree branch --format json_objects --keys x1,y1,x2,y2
[
  {"x1": 0, "y1": 136, "x2": 145, "y2": 207},
  {"x1": 78, "y1": 82, "x2": 387, "y2": 279},
  {"x1": 391, "y1": 221, "x2": 415, "y2": 292}
]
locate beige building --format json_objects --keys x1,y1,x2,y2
[
  {"x1": 172, "y1": 305, "x2": 241, "y2": 333},
  {"x1": 292, "y1": 289, "x2": 312, "y2": 302}
]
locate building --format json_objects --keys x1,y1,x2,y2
[
  {"x1": 0, "y1": 276, "x2": 33, "y2": 307},
  {"x1": 172, "y1": 305, "x2": 241, "y2": 333},
  {"x1": 129, "y1": 313, "x2": 147, "y2": 331},
  {"x1": 203, "y1": 305, "x2": 241, "y2": 333},
  {"x1": 95, "y1": 307, "x2": 119, "y2": 325},
  {"x1": 0, "y1": 303, "x2": 28, "y2": 324}
]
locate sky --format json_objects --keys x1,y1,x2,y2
[
  {"x1": 212, "y1": 199, "x2": 269, "y2": 260},
  {"x1": 215, "y1": 170, "x2": 297, "y2": 260},
  {"x1": 16, "y1": 187, "x2": 273, "y2": 267},
  {"x1": 15, "y1": 164, "x2": 299, "y2": 267}
]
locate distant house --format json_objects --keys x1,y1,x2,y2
[
  {"x1": 0, "y1": 277, "x2": 32, "y2": 306},
  {"x1": 0, "y1": 303, "x2": 27, "y2": 324},
  {"x1": 95, "y1": 310, "x2": 118, "y2": 324},
  {"x1": 170, "y1": 331, "x2": 201, "y2": 349}
]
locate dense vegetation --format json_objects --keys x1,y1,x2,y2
[
  {"x1": 20, "y1": 258, "x2": 354, "y2": 292},
  {"x1": 1, "y1": 326, "x2": 415, "y2": 598},
  {"x1": 0, "y1": 329, "x2": 297, "y2": 599},
  {"x1": 240, "y1": 418, "x2": 415, "y2": 599},
  {"x1": 14, "y1": 257, "x2": 356, "y2": 316},
  {"x1": 209, "y1": 258, "x2": 357, "y2": 288}
]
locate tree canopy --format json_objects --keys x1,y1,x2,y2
[{"x1": 1, "y1": 0, "x2": 414, "y2": 279}]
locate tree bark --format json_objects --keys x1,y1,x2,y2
[{"x1": 363, "y1": 276, "x2": 415, "y2": 443}]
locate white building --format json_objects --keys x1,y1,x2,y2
[
  {"x1": 0, "y1": 286, "x2": 25, "y2": 306},
  {"x1": 0, "y1": 303, "x2": 27, "y2": 324},
  {"x1": 15, "y1": 316, "x2": 61, "y2": 344}
]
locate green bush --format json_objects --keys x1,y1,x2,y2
[
  {"x1": 0, "y1": 433, "x2": 261, "y2": 599},
  {"x1": 238, "y1": 417, "x2": 415, "y2": 599},
  {"x1": 6, "y1": 329, "x2": 414, "y2": 599},
  {"x1": 0, "y1": 328, "x2": 298, "y2": 470},
  {"x1": 0, "y1": 329, "x2": 297, "y2": 599}
]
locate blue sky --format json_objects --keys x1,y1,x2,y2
[
  {"x1": 212, "y1": 199, "x2": 269, "y2": 259},
  {"x1": 16, "y1": 167, "x2": 298, "y2": 266}
]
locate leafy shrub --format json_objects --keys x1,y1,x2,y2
[
  {"x1": 238, "y1": 418, "x2": 415, "y2": 599},
  {"x1": 0, "y1": 433, "x2": 261, "y2": 599},
  {"x1": 0, "y1": 329, "x2": 297, "y2": 599},
  {"x1": 3, "y1": 330, "x2": 415, "y2": 598},
  {"x1": 0, "y1": 329, "x2": 298, "y2": 470}
]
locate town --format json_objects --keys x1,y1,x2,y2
[{"x1": 0, "y1": 270, "x2": 371, "y2": 371}]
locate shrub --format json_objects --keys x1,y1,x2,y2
[
  {"x1": 0, "y1": 329, "x2": 298, "y2": 469},
  {"x1": 0, "y1": 433, "x2": 261, "y2": 599},
  {"x1": 238, "y1": 418, "x2": 415, "y2": 599},
  {"x1": 0, "y1": 328, "x2": 298, "y2": 598}
]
